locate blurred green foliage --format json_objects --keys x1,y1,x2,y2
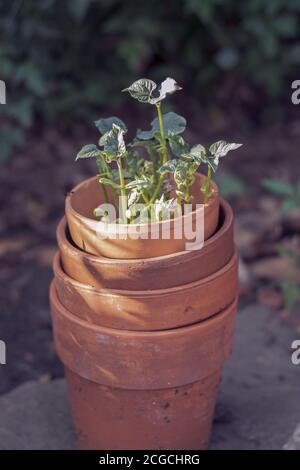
[
  {"x1": 1, "y1": 0, "x2": 300, "y2": 159},
  {"x1": 215, "y1": 172, "x2": 247, "y2": 199},
  {"x1": 262, "y1": 179, "x2": 300, "y2": 212}
]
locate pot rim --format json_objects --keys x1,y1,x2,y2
[
  {"x1": 53, "y1": 248, "x2": 238, "y2": 298},
  {"x1": 65, "y1": 173, "x2": 219, "y2": 231},
  {"x1": 58, "y1": 198, "x2": 232, "y2": 267},
  {"x1": 50, "y1": 280, "x2": 238, "y2": 338}
]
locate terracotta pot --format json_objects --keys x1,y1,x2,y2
[
  {"x1": 65, "y1": 367, "x2": 221, "y2": 450},
  {"x1": 65, "y1": 173, "x2": 219, "y2": 259},
  {"x1": 53, "y1": 249, "x2": 238, "y2": 330},
  {"x1": 58, "y1": 199, "x2": 232, "y2": 290},
  {"x1": 50, "y1": 282, "x2": 237, "y2": 449}
]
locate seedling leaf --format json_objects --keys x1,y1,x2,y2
[
  {"x1": 209, "y1": 140, "x2": 243, "y2": 158},
  {"x1": 137, "y1": 112, "x2": 186, "y2": 140},
  {"x1": 122, "y1": 78, "x2": 157, "y2": 103},
  {"x1": 168, "y1": 132, "x2": 189, "y2": 156},
  {"x1": 99, "y1": 124, "x2": 126, "y2": 158},
  {"x1": 76, "y1": 144, "x2": 101, "y2": 160},
  {"x1": 150, "y1": 77, "x2": 182, "y2": 104},
  {"x1": 95, "y1": 117, "x2": 127, "y2": 134}
]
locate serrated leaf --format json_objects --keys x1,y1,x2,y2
[
  {"x1": 168, "y1": 132, "x2": 189, "y2": 157},
  {"x1": 75, "y1": 144, "x2": 101, "y2": 161},
  {"x1": 137, "y1": 112, "x2": 186, "y2": 140},
  {"x1": 150, "y1": 77, "x2": 182, "y2": 104},
  {"x1": 99, "y1": 124, "x2": 126, "y2": 158},
  {"x1": 262, "y1": 179, "x2": 294, "y2": 196},
  {"x1": 122, "y1": 78, "x2": 157, "y2": 103},
  {"x1": 95, "y1": 116, "x2": 127, "y2": 134},
  {"x1": 209, "y1": 140, "x2": 242, "y2": 158}
]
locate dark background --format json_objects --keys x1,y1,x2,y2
[{"x1": 1, "y1": 0, "x2": 300, "y2": 394}]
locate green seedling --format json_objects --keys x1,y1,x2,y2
[{"x1": 76, "y1": 77, "x2": 242, "y2": 223}]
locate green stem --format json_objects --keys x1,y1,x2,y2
[
  {"x1": 149, "y1": 103, "x2": 168, "y2": 205},
  {"x1": 149, "y1": 174, "x2": 164, "y2": 204},
  {"x1": 177, "y1": 194, "x2": 182, "y2": 217},
  {"x1": 100, "y1": 159, "x2": 119, "y2": 209},
  {"x1": 204, "y1": 165, "x2": 212, "y2": 204},
  {"x1": 156, "y1": 102, "x2": 168, "y2": 164},
  {"x1": 184, "y1": 184, "x2": 190, "y2": 204},
  {"x1": 111, "y1": 187, "x2": 119, "y2": 208},
  {"x1": 117, "y1": 159, "x2": 127, "y2": 223},
  {"x1": 101, "y1": 183, "x2": 109, "y2": 204},
  {"x1": 141, "y1": 190, "x2": 149, "y2": 204}
]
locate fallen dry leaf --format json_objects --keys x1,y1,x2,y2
[
  {"x1": 252, "y1": 256, "x2": 300, "y2": 283},
  {"x1": 38, "y1": 373, "x2": 52, "y2": 384},
  {"x1": 257, "y1": 287, "x2": 283, "y2": 309},
  {"x1": 238, "y1": 258, "x2": 253, "y2": 295},
  {"x1": 0, "y1": 238, "x2": 29, "y2": 257}
]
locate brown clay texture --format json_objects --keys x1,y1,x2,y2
[
  {"x1": 51, "y1": 191, "x2": 238, "y2": 450},
  {"x1": 65, "y1": 173, "x2": 220, "y2": 259},
  {"x1": 58, "y1": 198, "x2": 233, "y2": 290},
  {"x1": 53, "y1": 249, "x2": 238, "y2": 330},
  {"x1": 65, "y1": 367, "x2": 221, "y2": 450},
  {"x1": 50, "y1": 282, "x2": 237, "y2": 390}
]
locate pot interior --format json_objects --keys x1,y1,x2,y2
[
  {"x1": 65, "y1": 197, "x2": 226, "y2": 260},
  {"x1": 69, "y1": 173, "x2": 218, "y2": 221}
]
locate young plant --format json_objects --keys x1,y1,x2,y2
[{"x1": 76, "y1": 77, "x2": 243, "y2": 223}]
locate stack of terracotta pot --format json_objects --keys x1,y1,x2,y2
[{"x1": 50, "y1": 173, "x2": 238, "y2": 450}]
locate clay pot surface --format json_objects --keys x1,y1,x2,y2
[
  {"x1": 53, "y1": 248, "x2": 238, "y2": 330},
  {"x1": 50, "y1": 281, "x2": 237, "y2": 390},
  {"x1": 65, "y1": 367, "x2": 221, "y2": 450},
  {"x1": 51, "y1": 284, "x2": 237, "y2": 450},
  {"x1": 58, "y1": 199, "x2": 233, "y2": 291},
  {"x1": 65, "y1": 173, "x2": 219, "y2": 259}
]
